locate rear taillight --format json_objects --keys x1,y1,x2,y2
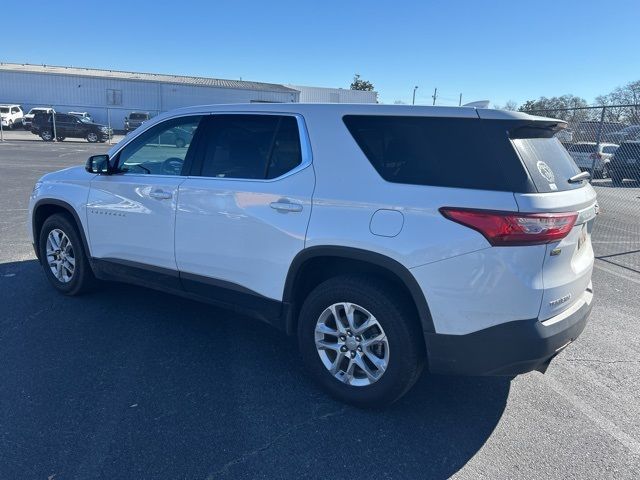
[{"x1": 440, "y1": 208, "x2": 578, "y2": 246}]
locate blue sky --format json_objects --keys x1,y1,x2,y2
[{"x1": 2, "y1": 0, "x2": 639, "y2": 106}]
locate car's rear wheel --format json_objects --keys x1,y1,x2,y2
[
  {"x1": 611, "y1": 171, "x2": 624, "y2": 186},
  {"x1": 298, "y1": 275, "x2": 424, "y2": 407},
  {"x1": 86, "y1": 132, "x2": 98, "y2": 143},
  {"x1": 38, "y1": 213, "x2": 95, "y2": 295},
  {"x1": 40, "y1": 130, "x2": 53, "y2": 141},
  {"x1": 175, "y1": 137, "x2": 186, "y2": 148},
  {"x1": 8, "y1": 119, "x2": 13, "y2": 129}
]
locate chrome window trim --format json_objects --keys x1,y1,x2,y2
[{"x1": 108, "y1": 111, "x2": 313, "y2": 183}]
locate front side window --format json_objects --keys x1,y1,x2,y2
[
  {"x1": 117, "y1": 116, "x2": 202, "y2": 176},
  {"x1": 197, "y1": 114, "x2": 302, "y2": 179}
]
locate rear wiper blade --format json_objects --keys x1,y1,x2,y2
[{"x1": 568, "y1": 171, "x2": 591, "y2": 183}]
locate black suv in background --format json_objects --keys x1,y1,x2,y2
[
  {"x1": 31, "y1": 112, "x2": 112, "y2": 143},
  {"x1": 124, "y1": 111, "x2": 150, "y2": 133},
  {"x1": 610, "y1": 141, "x2": 640, "y2": 186}
]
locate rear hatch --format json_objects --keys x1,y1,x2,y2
[{"x1": 508, "y1": 127, "x2": 597, "y2": 320}]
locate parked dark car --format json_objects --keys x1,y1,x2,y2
[
  {"x1": 573, "y1": 121, "x2": 626, "y2": 142},
  {"x1": 604, "y1": 125, "x2": 640, "y2": 144},
  {"x1": 609, "y1": 141, "x2": 640, "y2": 186},
  {"x1": 31, "y1": 112, "x2": 112, "y2": 143},
  {"x1": 124, "y1": 112, "x2": 150, "y2": 133}
]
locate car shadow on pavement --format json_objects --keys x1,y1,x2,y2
[{"x1": 0, "y1": 259, "x2": 510, "y2": 480}]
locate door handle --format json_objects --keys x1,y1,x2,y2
[
  {"x1": 148, "y1": 189, "x2": 173, "y2": 200},
  {"x1": 270, "y1": 201, "x2": 303, "y2": 213}
]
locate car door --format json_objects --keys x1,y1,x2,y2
[
  {"x1": 53, "y1": 114, "x2": 71, "y2": 137},
  {"x1": 86, "y1": 115, "x2": 203, "y2": 284},
  {"x1": 175, "y1": 113, "x2": 314, "y2": 311}
]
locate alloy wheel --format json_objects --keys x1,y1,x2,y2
[
  {"x1": 314, "y1": 302, "x2": 390, "y2": 386},
  {"x1": 45, "y1": 228, "x2": 75, "y2": 283}
]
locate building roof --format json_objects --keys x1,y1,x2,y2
[{"x1": 0, "y1": 62, "x2": 298, "y2": 94}]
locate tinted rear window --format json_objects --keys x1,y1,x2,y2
[
  {"x1": 129, "y1": 113, "x2": 148, "y2": 120},
  {"x1": 343, "y1": 115, "x2": 533, "y2": 192},
  {"x1": 511, "y1": 138, "x2": 581, "y2": 192},
  {"x1": 568, "y1": 144, "x2": 597, "y2": 153}
]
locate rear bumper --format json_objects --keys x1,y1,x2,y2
[{"x1": 425, "y1": 286, "x2": 593, "y2": 376}]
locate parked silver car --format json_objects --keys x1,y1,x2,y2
[{"x1": 567, "y1": 142, "x2": 618, "y2": 178}]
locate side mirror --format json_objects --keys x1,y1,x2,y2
[{"x1": 85, "y1": 154, "x2": 110, "y2": 174}]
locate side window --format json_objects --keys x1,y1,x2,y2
[
  {"x1": 198, "y1": 114, "x2": 302, "y2": 179},
  {"x1": 603, "y1": 146, "x2": 617, "y2": 154},
  {"x1": 117, "y1": 116, "x2": 202, "y2": 176}
]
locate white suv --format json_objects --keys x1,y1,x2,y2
[
  {"x1": 28, "y1": 104, "x2": 596, "y2": 406},
  {"x1": 0, "y1": 104, "x2": 24, "y2": 129}
]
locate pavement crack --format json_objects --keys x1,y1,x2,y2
[{"x1": 206, "y1": 406, "x2": 346, "y2": 479}]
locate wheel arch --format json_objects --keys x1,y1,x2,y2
[
  {"x1": 32, "y1": 199, "x2": 91, "y2": 260},
  {"x1": 283, "y1": 246, "x2": 435, "y2": 337}
]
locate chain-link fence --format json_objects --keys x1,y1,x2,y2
[{"x1": 523, "y1": 104, "x2": 640, "y2": 273}]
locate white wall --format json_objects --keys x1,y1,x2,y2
[
  {"x1": 289, "y1": 85, "x2": 377, "y2": 103},
  {"x1": 0, "y1": 70, "x2": 298, "y2": 129}
]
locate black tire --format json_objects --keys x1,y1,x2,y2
[
  {"x1": 86, "y1": 131, "x2": 99, "y2": 143},
  {"x1": 298, "y1": 275, "x2": 425, "y2": 407},
  {"x1": 40, "y1": 130, "x2": 53, "y2": 141},
  {"x1": 38, "y1": 213, "x2": 96, "y2": 296},
  {"x1": 56, "y1": 136, "x2": 65, "y2": 142},
  {"x1": 599, "y1": 165, "x2": 608, "y2": 179},
  {"x1": 611, "y1": 172, "x2": 624, "y2": 187},
  {"x1": 175, "y1": 137, "x2": 186, "y2": 148}
]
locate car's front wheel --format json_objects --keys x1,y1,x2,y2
[
  {"x1": 38, "y1": 214, "x2": 95, "y2": 295},
  {"x1": 298, "y1": 275, "x2": 425, "y2": 407},
  {"x1": 40, "y1": 130, "x2": 53, "y2": 141}
]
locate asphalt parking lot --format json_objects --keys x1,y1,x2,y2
[{"x1": 1, "y1": 137, "x2": 640, "y2": 479}]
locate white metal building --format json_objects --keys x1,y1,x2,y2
[
  {"x1": 289, "y1": 85, "x2": 377, "y2": 104},
  {"x1": 0, "y1": 63, "x2": 378, "y2": 131}
]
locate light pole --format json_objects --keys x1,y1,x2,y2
[{"x1": 412, "y1": 86, "x2": 418, "y2": 105}]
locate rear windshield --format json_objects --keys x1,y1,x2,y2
[
  {"x1": 129, "y1": 113, "x2": 148, "y2": 120},
  {"x1": 343, "y1": 115, "x2": 581, "y2": 193},
  {"x1": 511, "y1": 138, "x2": 581, "y2": 192},
  {"x1": 568, "y1": 144, "x2": 597, "y2": 153}
]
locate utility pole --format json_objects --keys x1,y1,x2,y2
[
  {"x1": 412, "y1": 86, "x2": 418, "y2": 105},
  {"x1": 459, "y1": 93, "x2": 463, "y2": 106},
  {"x1": 432, "y1": 87, "x2": 438, "y2": 106}
]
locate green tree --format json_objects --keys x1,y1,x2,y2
[{"x1": 350, "y1": 74, "x2": 374, "y2": 91}]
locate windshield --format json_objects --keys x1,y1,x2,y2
[
  {"x1": 129, "y1": 113, "x2": 148, "y2": 120},
  {"x1": 78, "y1": 117, "x2": 92, "y2": 124}
]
